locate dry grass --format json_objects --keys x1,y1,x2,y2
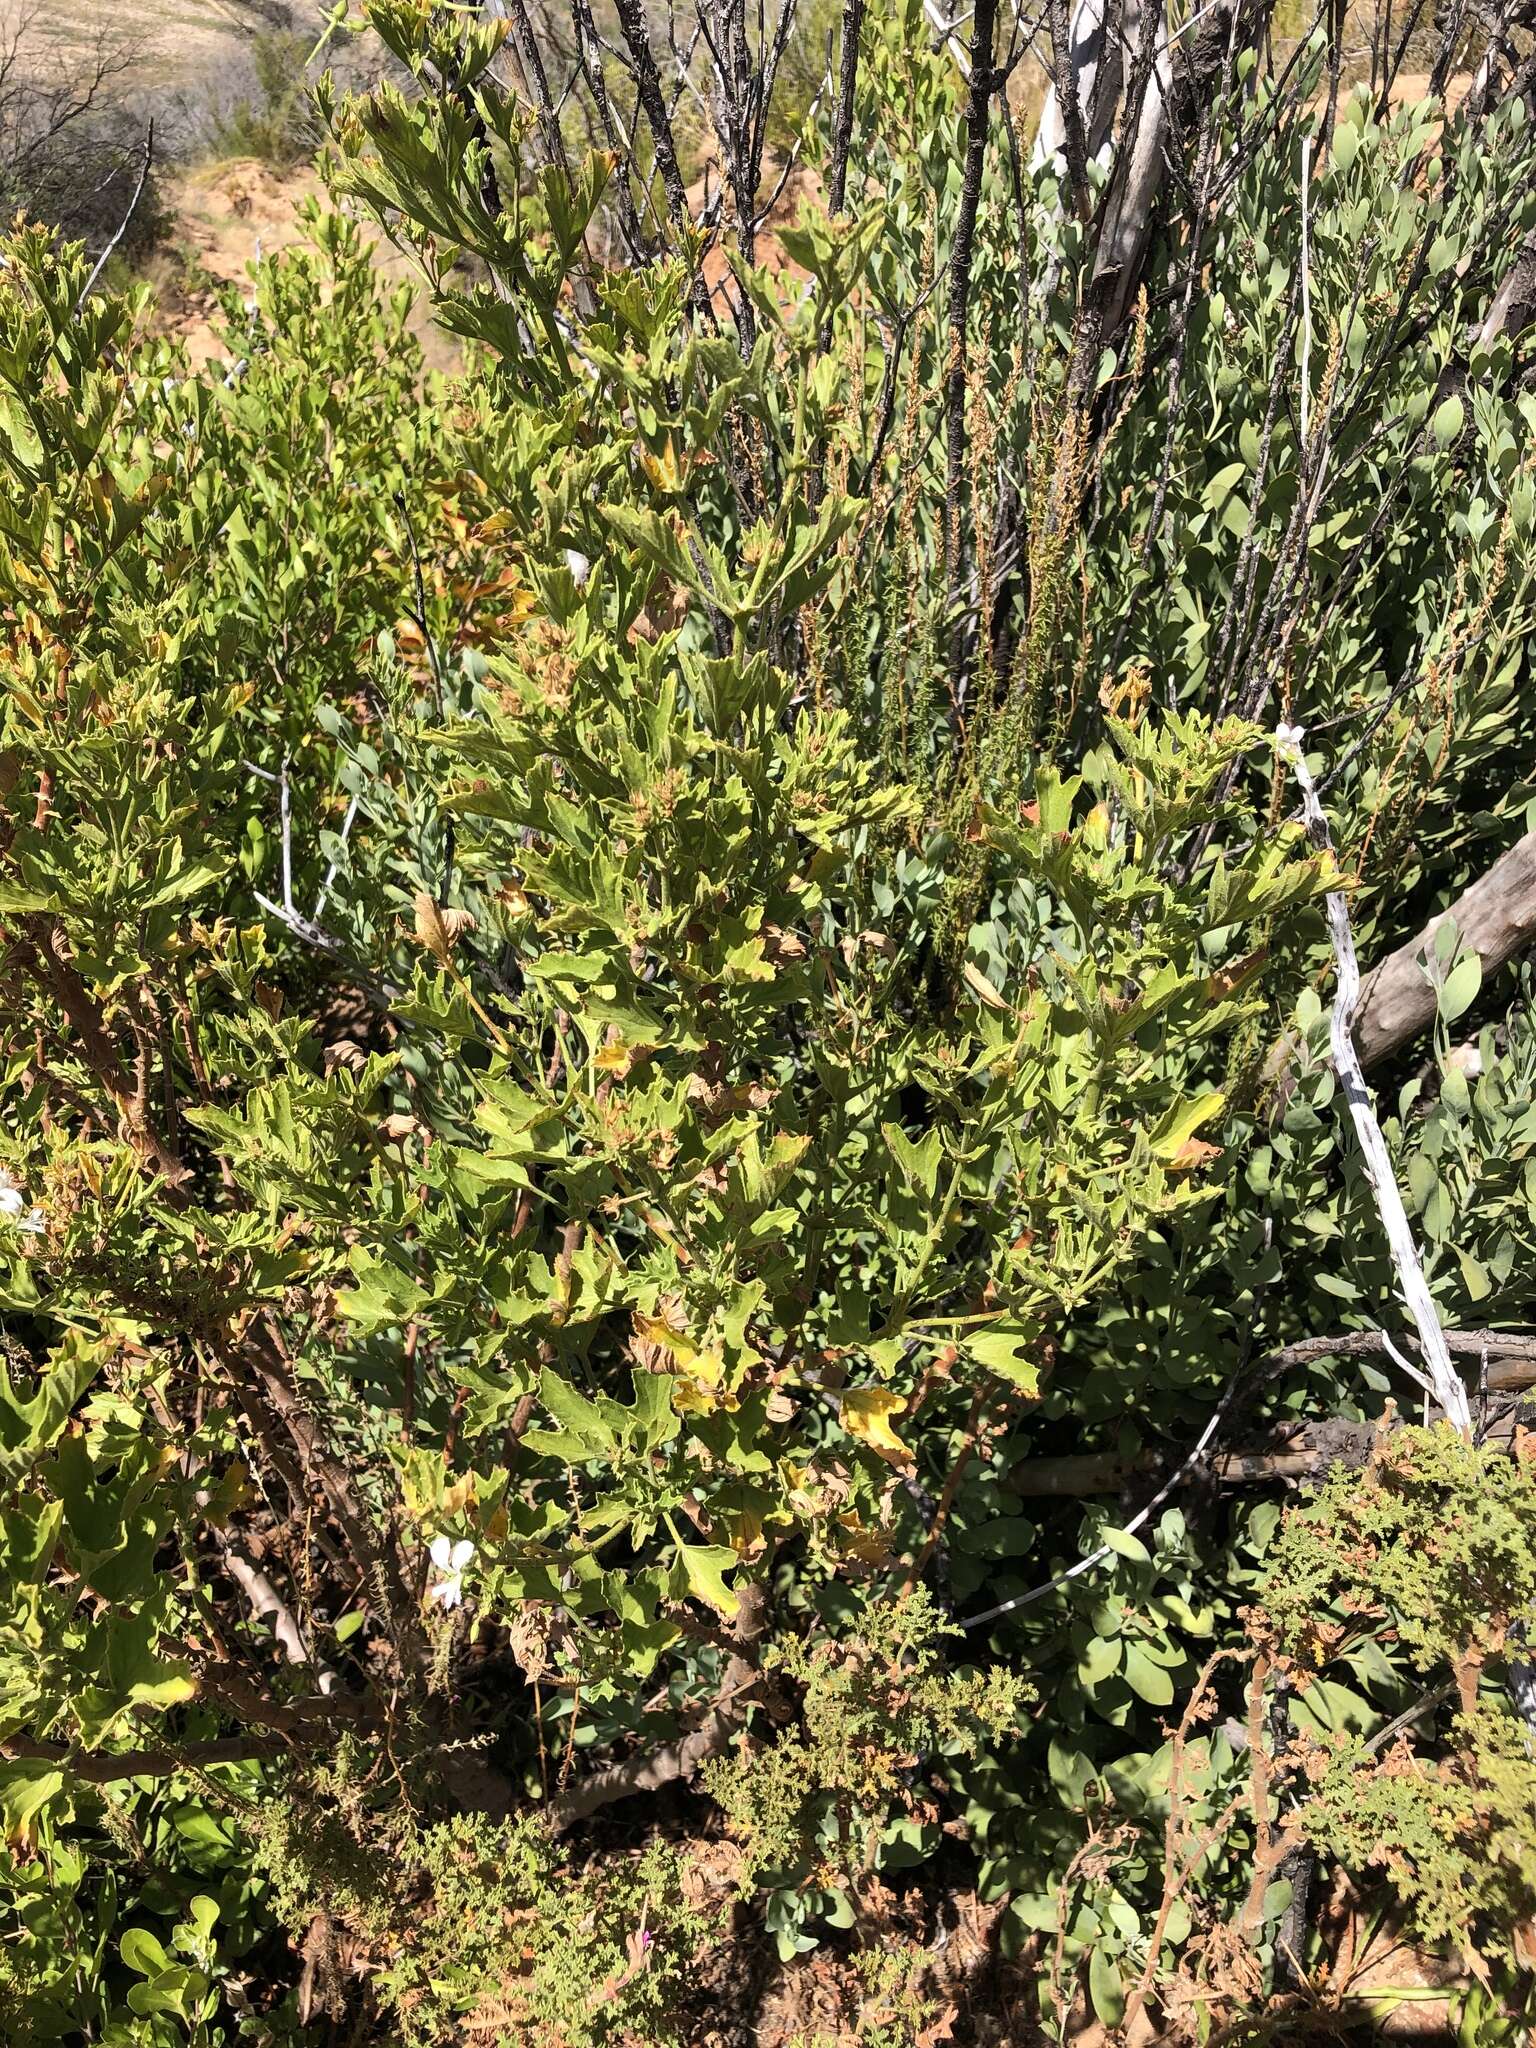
[{"x1": 26, "y1": 1, "x2": 317, "y2": 72}]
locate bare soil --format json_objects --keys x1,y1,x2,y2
[{"x1": 146, "y1": 157, "x2": 465, "y2": 374}]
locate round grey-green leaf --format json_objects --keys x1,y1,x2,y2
[
  {"x1": 1089, "y1": 1945, "x2": 1127, "y2": 2025},
  {"x1": 1079, "y1": 1634, "x2": 1121, "y2": 1688},
  {"x1": 1432, "y1": 395, "x2": 1465, "y2": 447},
  {"x1": 1438, "y1": 950, "x2": 1481, "y2": 1022},
  {"x1": 1123, "y1": 1642, "x2": 1176, "y2": 1706}
]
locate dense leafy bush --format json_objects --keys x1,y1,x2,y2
[{"x1": 2, "y1": 0, "x2": 1536, "y2": 2039}]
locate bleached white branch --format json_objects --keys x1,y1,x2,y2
[
  {"x1": 222, "y1": 1548, "x2": 340, "y2": 1697},
  {"x1": 1278, "y1": 724, "x2": 1472, "y2": 1437},
  {"x1": 962, "y1": 1369, "x2": 1244, "y2": 1628}
]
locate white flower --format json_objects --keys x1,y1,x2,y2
[
  {"x1": 427, "y1": 1535, "x2": 475, "y2": 1611},
  {"x1": 0, "y1": 1172, "x2": 42, "y2": 1235},
  {"x1": 564, "y1": 548, "x2": 591, "y2": 588}
]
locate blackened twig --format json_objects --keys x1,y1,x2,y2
[
  {"x1": 611, "y1": 0, "x2": 717, "y2": 326},
  {"x1": 827, "y1": 0, "x2": 868, "y2": 211},
  {"x1": 944, "y1": 0, "x2": 1001, "y2": 679},
  {"x1": 1044, "y1": 0, "x2": 1092, "y2": 220}
]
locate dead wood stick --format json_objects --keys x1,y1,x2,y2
[
  {"x1": 1280, "y1": 724, "x2": 1471, "y2": 1433},
  {"x1": 1267, "y1": 828, "x2": 1536, "y2": 1090},
  {"x1": 220, "y1": 1547, "x2": 339, "y2": 1696},
  {"x1": 2, "y1": 1734, "x2": 279, "y2": 1783},
  {"x1": 544, "y1": 1581, "x2": 768, "y2": 1831},
  {"x1": 1009, "y1": 1330, "x2": 1535, "y2": 1497},
  {"x1": 17, "y1": 918, "x2": 190, "y2": 1188},
  {"x1": 1355, "y1": 828, "x2": 1536, "y2": 1069},
  {"x1": 1013, "y1": 1436, "x2": 1363, "y2": 1496}
]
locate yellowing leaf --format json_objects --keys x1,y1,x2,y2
[
  {"x1": 1147, "y1": 1089, "x2": 1226, "y2": 1162},
  {"x1": 639, "y1": 435, "x2": 686, "y2": 493},
  {"x1": 632, "y1": 1312, "x2": 701, "y2": 1368},
  {"x1": 200, "y1": 1460, "x2": 255, "y2": 1529},
  {"x1": 836, "y1": 1510, "x2": 894, "y2": 1563},
  {"x1": 595, "y1": 1040, "x2": 638, "y2": 1076},
  {"x1": 441, "y1": 1472, "x2": 476, "y2": 1518},
  {"x1": 841, "y1": 1387, "x2": 912, "y2": 1463},
  {"x1": 724, "y1": 934, "x2": 775, "y2": 982},
  {"x1": 672, "y1": 1377, "x2": 723, "y2": 1414},
  {"x1": 677, "y1": 1539, "x2": 740, "y2": 1618}
]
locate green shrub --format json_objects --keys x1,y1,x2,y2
[
  {"x1": 203, "y1": 31, "x2": 324, "y2": 172},
  {"x1": 3, "y1": 0, "x2": 1536, "y2": 2038}
]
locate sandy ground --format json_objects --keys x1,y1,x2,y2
[
  {"x1": 148, "y1": 158, "x2": 466, "y2": 374},
  {"x1": 149, "y1": 148, "x2": 832, "y2": 376}
]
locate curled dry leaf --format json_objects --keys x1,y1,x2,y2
[
  {"x1": 1169, "y1": 1137, "x2": 1224, "y2": 1171},
  {"x1": 411, "y1": 889, "x2": 477, "y2": 962},
  {"x1": 761, "y1": 925, "x2": 808, "y2": 964},
  {"x1": 684, "y1": 1072, "x2": 774, "y2": 1117},
  {"x1": 962, "y1": 960, "x2": 1010, "y2": 1012},
  {"x1": 1207, "y1": 947, "x2": 1268, "y2": 1001}
]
